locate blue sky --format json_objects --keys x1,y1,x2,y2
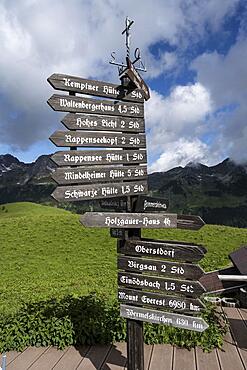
[{"x1": 0, "y1": 0, "x2": 246, "y2": 172}]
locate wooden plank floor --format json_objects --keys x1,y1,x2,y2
[{"x1": 2, "y1": 308, "x2": 247, "y2": 370}]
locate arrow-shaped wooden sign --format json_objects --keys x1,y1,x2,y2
[
  {"x1": 117, "y1": 255, "x2": 205, "y2": 280},
  {"x1": 47, "y1": 94, "x2": 144, "y2": 118},
  {"x1": 52, "y1": 165, "x2": 147, "y2": 185},
  {"x1": 51, "y1": 181, "x2": 148, "y2": 202},
  {"x1": 49, "y1": 130, "x2": 146, "y2": 148},
  {"x1": 118, "y1": 271, "x2": 206, "y2": 298},
  {"x1": 47, "y1": 73, "x2": 144, "y2": 102},
  {"x1": 118, "y1": 287, "x2": 205, "y2": 312},
  {"x1": 122, "y1": 57, "x2": 150, "y2": 100},
  {"x1": 51, "y1": 149, "x2": 147, "y2": 167},
  {"x1": 61, "y1": 113, "x2": 145, "y2": 133},
  {"x1": 80, "y1": 212, "x2": 177, "y2": 229},
  {"x1": 134, "y1": 195, "x2": 169, "y2": 212},
  {"x1": 177, "y1": 214, "x2": 205, "y2": 230},
  {"x1": 80, "y1": 212, "x2": 205, "y2": 231},
  {"x1": 118, "y1": 238, "x2": 206, "y2": 262},
  {"x1": 120, "y1": 304, "x2": 209, "y2": 332}
]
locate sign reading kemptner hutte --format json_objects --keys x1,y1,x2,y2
[{"x1": 47, "y1": 16, "x2": 208, "y2": 370}]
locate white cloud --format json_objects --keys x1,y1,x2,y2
[
  {"x1": 146, "y1": 83, "x2": 212, "y2": 154},
  {"x1": 149, "y1": 138, "x2": 218, "y2": 173},
  {"x1": 191, "y1": 37, "x2": 247, "y2": 164},
  {"x1": 0, "y1": 0, "x2": 242, "y2": 156}
]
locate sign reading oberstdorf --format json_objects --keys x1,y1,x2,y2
[{"x1": 48, "y1": 16, "x2": 208, "y2": 370}]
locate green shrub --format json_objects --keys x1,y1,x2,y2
[{"x1": 0, "y1": 294, "x2": 227, "y2": 353}]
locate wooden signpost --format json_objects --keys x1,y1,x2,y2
[
  {"x1": 48, "y1": 17, "x2": 208, "y2": 370},
  {"x1": 120, "y1": 305, "x2": 209, "y2": 332},
  {"x1": 80, "y1": 212, "x2": 205, "y2": 230},
  {"x1": 47, "y1": 73, "x2": 144, "y2": 102},
  {"x1": 48, "y1": 94, "x2": 144, "y2": 117},
  {"x1": 49, "y1": 130, "x2": 146, "y2": 148},
  {"x1": 118, "y1": 272, "x2": 206, "y2": 298},
  {"x1": 51, "y1": 149, "x2": 147, "y2": 166},
  {"x1": 51, "y1": 181, "x2": 148, "y2": 202},
  {"x1": 117, "y1": 238, "x2": 207, "y2": 262},
  {"x1": 117, "y1": 255, "x2": 205, "y2": 280},
  {"x1": 118, "y1": 287, "x2": 205, "y2": 312},
  {"x1": 134, "y1": 195, "x2": 169, "y2": 212},
  {"x1": 52, "y1": 165, "x2": 147, "y2": 185},
  {"x1": 61, "y1": 113, "x2": 145, "y2": 133}
]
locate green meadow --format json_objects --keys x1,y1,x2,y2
[{"x1": 0, "y1": 202, "x2": 247, "y2": 315}]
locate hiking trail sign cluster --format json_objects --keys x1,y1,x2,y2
[
  {"x1": 48, "y1": 74, "x2": 148, "y2": 202},
  {"x1": 48, "y1": 16, "x2": 208, "y2": 370}
]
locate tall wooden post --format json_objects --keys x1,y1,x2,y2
[
  {"x1": 126, "y1": 195, "x2": 144, "y2": 370},
  {"x1": 121, "y1": 74, "x2": 144, "y2": 370}
]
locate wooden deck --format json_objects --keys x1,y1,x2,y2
[{"x1": 2, "y1": 308, "x2": 247, "y2": 370}]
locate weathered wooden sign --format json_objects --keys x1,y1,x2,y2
[
  {"x1": 118, "y1": 272, "x2": 205, "y2": 298},
  {"x1": 80, "y1": 212, "x2": 205, "y2": 230},
  {"x1": 118, "y1": 288, "x2": 205, "y2": 312},
  {"x1": 100, "y1": 198, "x2": 127, "y2": 211},
  {"x1": 117, "y1": 255, "x2": 205, "y2": 280},
  {"x1": 52, "y1": 165, "x2": 147, "y2": 185},
  {"x1": 80, "y1": 212, "x2": 177, "y2": 229},
  {"x1": 52, "y1": 181, "x2": 148, "y2": 202},
  {"x1": 120, "y1": 304, "x2": 209, "y2": 332},
  {"x1": 110, "y1": 228, "x2": 126, "y2": 239},
  {"x1": 118, "y1": 239, "x2": 206, "y2": 262},
  {"x1": 122, "y1": 57, "x2": 150, "y2": 100},
  {"x1": 135, "y1": 195, "x2": 169, "y2": 212},
  {"x1": 61, "y1": 113, "x2": 145, "y2": 133},
  {"x1": 47, "y1": 73, "x2": 144, "y2": 102},
  {"x1": 47, "y1": 94, "x2": 144, "y2": 117},
  {"x1": 177, "y1": 214, "x2": 205, "y2": 230},
  {"x1": 51, "y1": 149, "x2": 147, "y2": 167},
  {"x1": 49, "y1": 131, "x2": 146, "y2": 148}
]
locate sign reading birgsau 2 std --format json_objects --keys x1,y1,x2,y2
[
  {"x1": 117, "y1": 255, "x2": 205, "y2": 280},
  {"x1": 120, "y1": 304, "x2": 209, "y2": 332},
  {"x1": 51, "y1": 181, "x2": 148, "y2": 202},
  {"x1": 51, "y1": 150, "x2": 147, "y2": 167},
  {"x1": 49, "y1": 131, "x2": 146, "y2": 148},
  {"x1": 52, "y1": 165, "x2": 147, "y2": 185},
  {"x1": 47, "y1": 73, "x2": 144, "y2": 102},
  {"x1": 61, "y1": 113, "x2": 145, "y2": 133},
  {"x1": 47, "y1": 94, "x2": 144, "y2": 117}
]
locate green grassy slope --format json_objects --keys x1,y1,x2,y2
[{"x1": 0, "y1": 202, "x2": 246, "y2": 315}]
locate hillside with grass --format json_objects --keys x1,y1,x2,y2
[{"x1": 1, "y1": 202, "x2": 246, "y2": 316}]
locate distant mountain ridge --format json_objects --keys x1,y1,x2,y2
[{"x1": 0, "y1": 154, "x2": 247, "y2": 226}]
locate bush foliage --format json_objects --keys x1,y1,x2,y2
[{"x1": 0, "y1": 293, "x2": 228, "y2": 353}]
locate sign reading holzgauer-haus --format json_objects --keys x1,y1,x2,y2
[
  {"x1": 47, "y1": 73, "x2": 145, "y2": 102},
  {"x1": 80, "y1": 212, "x2": 205, "y2": 230},
  {"x1": 47, "y1": 94, "x2": 144, "y2": 117}
]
